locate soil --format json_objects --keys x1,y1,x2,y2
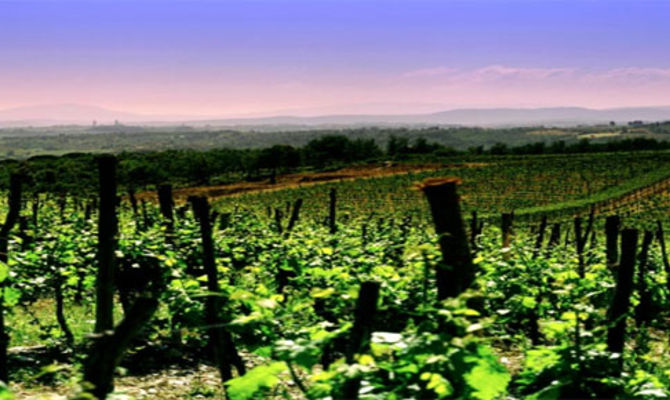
[{"x1": 134, "y1": 162, "x2": 487, "y2": 204}]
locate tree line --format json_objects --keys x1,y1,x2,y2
[{"x1": 0, "y1": 135, "x2": 669, "y2": 193}]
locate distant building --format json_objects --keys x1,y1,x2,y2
[{"x1": 628, "y1": 120, "x2": 644, "y2": 127}]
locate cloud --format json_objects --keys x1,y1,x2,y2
[
  {"x1": 585, "y1": 67, "x2": 670, "y2": 83},
  {"x1": 404, "y1": 65, "x2": 670, "y2": 85},
  {"x1": 391, "y1": 64, "x2": 670, "y2": 108},
  {"x1": 403, "y1": 65, "x2": 576, "y2": 82},
  {"x1": 468, "y1": 65, "x2": 576, "y2": 81}
]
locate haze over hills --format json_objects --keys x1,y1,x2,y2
[{"x1": 2, "y1": 104, "x2": 670, "y2": 129}]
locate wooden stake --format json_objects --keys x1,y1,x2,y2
[
  {"x1": 606, "y1": 228, "x2": 638, "y2": 364},
  {"x1": 340, "y1": 281, "x2": 380, "y2": 399},
  {"x1": 605, "y1": 216, "x2": 620, "y2": 269},
  {"x1": 95, "y1": 156, "x2": 117, "y2": 334},
  {"x1": 419, "y1": 178, "x2": 473, "y2": 300},
  {"x1": 190, "y1": 196, "x2": 245, "y2": 384}
]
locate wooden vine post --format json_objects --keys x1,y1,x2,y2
[
  {"x1": 339, "y1": 281, "x2": 380, "y2": 400},
  {"x1": 0, "y1": 173, "x2": 22, "y2": 383},
  {"x1": 329, "y1": 188, "x2": 337, "y2": 234},
  {"x1": 84, "y1": 155, "x2": 161, "y2": 398},
  {"x1": 274, "y1": 208, "x2": 284, "y2": 234},
  {"x1": 31, "y1": 194, "x2": 39, "y2": 228},
  {"x1": 656, "y1": 221, "x2": 670, "y2": 292},
  {"x1": 605, "y1": 215, "x2": 620, "y2": 269},
  {"x1": 158, "y1": 184, "x2": 175, "y2": 234},
  {"x1": 606, "y1": 228, "x2": 638, "y2": 369},
  {"x1": 635, "y1": 230, "x2": 654, "y2": 326},
  {"x1": 95, "y1": 155, "x2": 117, "y2": 334},
  {"x1": 546, "y1": 223, "x2": 561, "y2": 251},
  {"x1": 286, "y1": 198, "x2": 303, "y2": 234},
  {"x1": 83, "y1": 297, "x2": 159, "y2": 398},
  {"x1": 533, "y1": 215, "x2": 547, "y2": 258},
  {"x1": 190, "y1": 196, "x2": 245, "y2": 384},
  {"x1": 419, "y1": 178, "x2": 473, "y2": 300}
]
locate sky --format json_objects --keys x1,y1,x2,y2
[{"x1": 2, "y1": 0, "x2": 670, "y2": 117}]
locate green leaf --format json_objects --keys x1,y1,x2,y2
[
  {"x1": 225, "y1": 362, "x2": 287, "y2": 400},
  {"x1": 0, "y1": 381, "x2": 11, "y2": 400},
  {"x1": 310, "y1": 287, "x2": 335, "y2": 299},
  {"x1": 464, "y1": 346, "x2": 510, "y2": 400},
  {"x1": 2, "y1": 287, "x2": 20, "y2": 307},
  {"x1": 521, "y1": 296, "x2": 537, "y2": 309},
  {"x1": 0, "y1": 262, "x2": 8, "y2": 284}
]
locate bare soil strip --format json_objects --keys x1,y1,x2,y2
[{"x1": 135, "y1": 162, "x2": 487, "y2": 203}]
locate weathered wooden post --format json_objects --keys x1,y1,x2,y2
[
  {"x1": 18, "y1": 216, "x2": 31, "y2": 251},
  {"x1": 340, "y1": 281, "x2": 380, "y2": 400},
  {"x1": 0, "y1": 173, "x2": 22, "y2": 383},
  {"x1": 83, "y1": 296, "x2": 159, "y2": 398},
  {"x1": 605, "y1": 215, "x2": 620, "y2": 269},
  {"x1": 157, "y1": 184, "x2": 174, "y2": 233},
  {"x1": 31, "y1": 193, "x2": 39, "y2": 228},
  {"x1": 635, "y1": 230, "x2": 654, "y2": 326},
  {"x1": 656, "y1": 221, "x2": 670, "y2": 292},
  {"x1": 190, "y1": 196, "x2": 245, "y2": 384},
  {"x1": 606, "y1": 229, "x2": 638, "y2": 366},
  {"x1": 419, "y1": 178, "x2": 473, "y2": 300},
  {"x1": 218, "y1": 213, "x2": 231, "y2": 230},
  {"x1": 547, "y1": 223, "x2": 561, "y2": 251},
  {"x1": 286, "y1": 198, "x2": 303, "y2": 234},
  {"x1": 274, "y1": 208, "x2": 284, "y2": 234},
  {"x1": 533, "y1": 215, "x2": 547, "y2": 258},
  {"x1": 95, "y1": 155, "x2": 117, "y2": 334}
]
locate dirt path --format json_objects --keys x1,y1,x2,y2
[{"x1": 135, "y1": 162, "x2": 487, "y2": 204}]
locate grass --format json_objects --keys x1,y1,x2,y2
[{"x1": 7, "y1": 299, "x2": 125, "y2": 347}]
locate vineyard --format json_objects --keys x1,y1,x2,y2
[{"x1": 2, "y1": 150, "x2": 670, "y2": 399}]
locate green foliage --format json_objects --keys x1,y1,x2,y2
[
  {"x1": 5, "y1": 149, "x2": 670, "y2": 398},
  {"x1": 225, "y1": 362, "x2": 287, "y2": 400}
]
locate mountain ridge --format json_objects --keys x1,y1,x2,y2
[{"x1": 2, "y1": 104, "x2": 670, "y2": 128}]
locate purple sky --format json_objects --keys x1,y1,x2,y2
[{"x1": 2, "y1": 0, "x2": 670, "y2": 116}]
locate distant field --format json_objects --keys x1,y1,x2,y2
[
  {"x1": 215, "y1": 150, "x2": 670, "y2": 219},
  {"x1": 0, "y1": 122, "x2": 668, "y2": 159}
]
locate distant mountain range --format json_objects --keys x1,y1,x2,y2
[{"x1": 2, "y1": 104, "x2": 670, "y2": 128}]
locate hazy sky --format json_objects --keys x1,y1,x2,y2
[{"x1": 2, "y1": 0, "x2": 670, "y2": 116}]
